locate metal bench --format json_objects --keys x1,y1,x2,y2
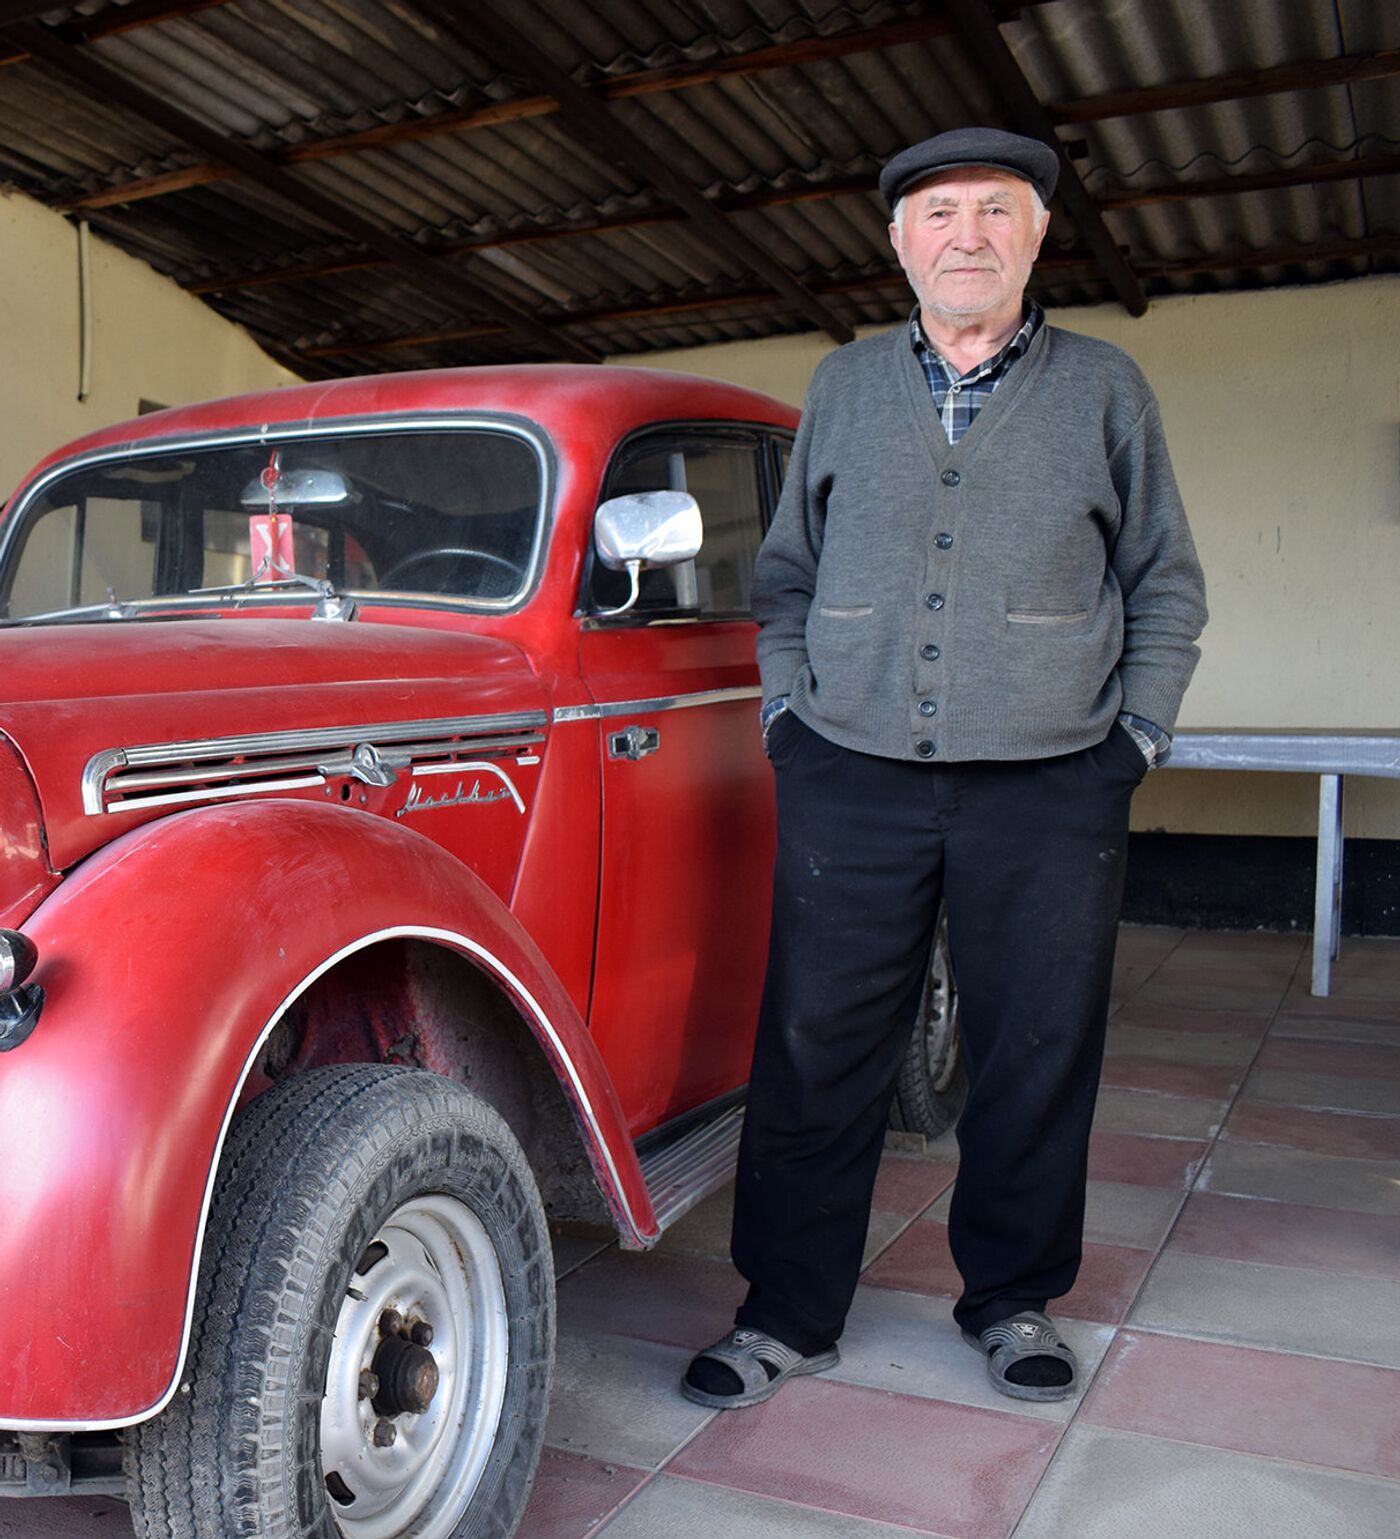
[{"x1": 1168, "y1": 731, "x2": 1400, "y2": 996}]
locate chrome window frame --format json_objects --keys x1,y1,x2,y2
[{"x1": 0, "y1": 412, "x2": 556, "y2": 618}]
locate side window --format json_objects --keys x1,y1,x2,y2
[{"x1": 591, "y1": 431, "x2": 766, "y2": 618}]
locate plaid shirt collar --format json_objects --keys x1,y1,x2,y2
[{"x1": 910, "y1": 301, "x2": 1043, "y2": 444}]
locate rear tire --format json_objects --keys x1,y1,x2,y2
[
  {"x1": 889, "y1": 906, "x2": 967, "y2": 1139},
  {"x1": 126, "y1": 1063, "x2": 553, "y2": 1539}
]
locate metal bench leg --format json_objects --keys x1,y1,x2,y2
[{"x1": 1311, "y1": 773, "x2": 1344, "y2": 997}]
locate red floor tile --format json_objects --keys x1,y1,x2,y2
[
  {"x1": 861, "y1": 1217, "x2": 963, "y2": 1298},
  {"x1": 556, "y1": 1251, "x2": 743, "y2": 1349},
  {"x1": 1098, "y1": 1055, "x2": 1243, "y2": 1099},
  {"x1": 1255, "y1": 1038, "x2": 1400, "y2": 1080},
  {"x1": 1278, "y1": 991, "x2": 1400, "y2": 1024},
  {"x1": 1134, "y1": 980, "x2": 1287, "y2": 1014},
  {"x1": 1086, "y1": 1132, "x2": 1209, "y2": 1188},
  {"x1": 1082, "y1": 1330, "x2": 1400, "y2": 1479},
  {"x1": 1165, "y1": 1191, "x2": 1400, "y2": 1280},
  {"x1": 1150, "y1": 962, "x2": 1297, "y2": 991},
  {"x1": 1110, "y1": 1003, "x2": 1273, "y2": 1037},
  {"x1": 518, "y1": 1450, "x2": 650, "y2": 1539},
  {"x1": 1222, "y1": 1101, "x2": 1400, "y2": 1161},
  {"x1": 669, "y1": 1376, "x2": 1059, "y2": 1538},
  {"x1": 862, "y1": 1221, "x2": 1151, "y2": 1323},
  {"x1": 872, "y1": 1157, "x2": 958, "y2": 1217}
]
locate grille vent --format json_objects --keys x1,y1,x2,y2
[{"x1": 83, "y1": 712, "x2": 546, "y2": 816}]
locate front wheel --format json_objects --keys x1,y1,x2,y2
[
  {"x1": 889, "y1": 905, "x2": 968, "y2": 1140},
  {"x1": 127, "y1": 1064, "x2": 553, "y2": 1539}
]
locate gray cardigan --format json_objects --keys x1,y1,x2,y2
[{"x1": 752, "y1": 320, "x2": 1208, "y2": 762}]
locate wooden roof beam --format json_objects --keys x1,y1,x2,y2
[
  {"x1": 56, "y1": 4, "x2": 1053, "y2": 212},
  {"x1": 54, "y1": 20, "x2": 1397, "y2": 215},
  {"x1": 1099, "y1": 153, "x2": 1400, "y2": 209},
  {"x1": 3, "y1": 17, "x2": 599, "y2": 364},
  {"x1": 942, "y1": 0, "x2": 1147, "y2": 315},
  {"x1": 294, "y1": 253, "x2": 1104, "y2": 360},
  {"x1": 1052, "y1": 48, "x2": 1400, "y2": 125},
  {"x1": 0, "y1": 0, "x2": 234, "y2": 69},
  {"x1": 457, "y1": 2, "x2": 854, "y2": 345},
  {"x1": 184, "y1": 149, "x2": 1400, "y2": 301}
]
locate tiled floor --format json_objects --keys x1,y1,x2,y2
[{"x1": 20, "y1": 926, "x2": 1400, "y2": 1539}]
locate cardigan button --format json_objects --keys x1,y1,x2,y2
[
  {"x1": 920, "y1": 643, "x2": 940, "y2": 661},
  {"x1": 915, "y1": 739, "x2": 936, "y2": 758},
  {"x1": 925, "y1": 593, "x2": 945, "y2": 611},
  {"x1": 941, "y1": 469, "x2": 961, "y2": 487},
  {"x1": 934, "y1": 532, "x2": 953, "y2": 549},
  {"x1": 919, "y1": 699, "x2": 938, "y2": 717}
]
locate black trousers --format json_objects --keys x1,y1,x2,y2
[{"x1": 731, "y1": 712, "x2": 1145, "y2": 1352}]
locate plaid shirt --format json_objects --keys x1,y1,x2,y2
[{"x1": 910, "y1": 302, "x2": 1042, "y2": 444}]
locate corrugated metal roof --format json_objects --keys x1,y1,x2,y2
[{"x1": 0, "y1": 0, "x2": 1393, "y2": 377}]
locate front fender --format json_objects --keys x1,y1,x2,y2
[{"x1": 0, "y1": 799, "x2": 653, "y2": 1429}]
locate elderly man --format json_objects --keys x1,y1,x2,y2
[{"x1": 683, "y1": 128, "x2": 1207, "y2": 1408}]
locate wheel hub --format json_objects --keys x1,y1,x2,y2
[{"x1": 371, "y1": 1331, "x2": 440, "y2": 1417}]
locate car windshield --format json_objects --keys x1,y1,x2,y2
[{"x1": 0, "y1": 425, "x2": 545, "y2": 620}]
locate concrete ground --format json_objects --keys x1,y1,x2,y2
[{"x1": 11, "y1": 925, "x2": 1400, "y2": 1538}]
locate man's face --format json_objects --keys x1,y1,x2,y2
[{"x1": 888, "y1": 169, "x2": 1049, "y2": 321}]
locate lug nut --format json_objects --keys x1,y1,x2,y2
[
  {"x1": 410, "y1": 1321, "x2": 434, "y2": 1347},
  {"x1": 378, "y1": 1308, "x2": 403, "y2": 1337},
  {"x1": 358, "y1": 1369, "x2": 380, "y2": 1402},
  {"x1": 372, "y1": 1419, "x2": 397, "y2": 1448}
]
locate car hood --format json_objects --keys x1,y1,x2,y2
[{"x1": 0, "y1": 616, "x2": 547, "y2": 872}]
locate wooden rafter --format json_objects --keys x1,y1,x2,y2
[
  {"x1": 1097, "y1": 153, "x2": 1400, "y2": 209},
  {"x1": 293, "y1": 253, "x2": 1105, "y2": 360},
  {"x1": 52, "y1": 11, "x2": 1400, "y2": 220},
  {"x1": 452, "y1": 1, "x2": 853, "y2": 345},
  {"x1": 1139, "y1": 233, "x2": 1400, "y2": 279},
  {"x1": 3, "y1": 17, "x2": 600, "y2": 364},
  {"x1": 181, "y1": 150, "x2": 1400, "y2": 300},
  {"x1": 287, "y1": 232, "x2": 1400, "y2": 364},
  {"x1": 943, "y1": 0, "x2": 1147, "y2": 316},
  {"x1": 0, "y1": 0, "x2": 233, "y2": 66},
  {"x1": 183, "y1": 178, "x2": 877, "y2": 296},
  {"x1": 54, "y1": 3, "x2": 1055, "y2": 213},
  {"x1": 1052, "y1": 48, "x2": 1400, "y2": 125}
]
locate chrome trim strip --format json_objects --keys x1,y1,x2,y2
[
  {"x1": 2, "y1": 923, "x2": 649, "y2": 1433},
  {"x1": 552, "y1": 686, "x2": 760, "y2": 725},
  {"x1": 102, "y1": 773, "x2": 328, "y2": 813},
  {"x1": 83, "y1": 712, "x2": 548, "y2": 816},
  {"x1": 0, "y1": 414, "x2": 554, "y2": 618}
]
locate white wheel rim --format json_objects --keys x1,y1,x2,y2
[
  {"x1": 921, "y1": 923, "x2": 959, "y2": 1093},
  {"x1": 319, "y1": 1193, "x2": 510, "y2": 1539}
]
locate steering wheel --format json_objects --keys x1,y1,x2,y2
[{"x1": 378, "y1": 546, "x2": 523, "y2": 591}]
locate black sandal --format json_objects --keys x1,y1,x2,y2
[
  {"x1": 681, "y1": 1327, "x2": 840, "y2": 1409},
  {"x1": 961, "y1": 1310, "x2": 1078, "y2": 1402}
]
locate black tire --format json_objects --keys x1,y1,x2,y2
[
  {"x1": 889, "y1": 906, "x2": 968, "y2": 1139},
  {"x1": 127, "y1": 1064, "x2": 553, "y2": 1539}
]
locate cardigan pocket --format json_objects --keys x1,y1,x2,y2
[
  {"x1": 806, "y1": 602, "x2": 874, "y2": 701},
  {"x1": 1006, "y1": 608, "x2": 1089, "y2": 626}
]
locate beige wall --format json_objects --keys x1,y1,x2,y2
[
  {"x1": 0, "y1": 189, "x2": 297, "y2": 498},
  {"x1": 618, "y1": 274, "x2": 1400, "y2": 840}
]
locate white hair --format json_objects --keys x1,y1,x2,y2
[{"x1": 892, "y1": 181, "x2": 1047, "y2": 236}]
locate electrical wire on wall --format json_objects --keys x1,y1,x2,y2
[{"x1": 77, "y1": 218, "x2": 92, "y2": 404}]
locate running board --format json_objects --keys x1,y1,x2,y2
[{"x1": 636, "y1": 1102, "x2": 745, "y2": 1233}]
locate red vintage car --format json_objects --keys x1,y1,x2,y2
[{"x1": 0, "y1": 365, "x2": 961, "y2": 1538}]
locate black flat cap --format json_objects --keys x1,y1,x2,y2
[{"x1": 879, "y1": 127, "x2": 1060, "y2": 209}]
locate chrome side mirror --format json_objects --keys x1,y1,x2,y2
[{"x1": 593, "y1": 491, "x2": 703, "y2": 618}]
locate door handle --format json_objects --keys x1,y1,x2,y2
[{"x1": 609, "y1": 725, "x2": 660, "y2": 761}]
